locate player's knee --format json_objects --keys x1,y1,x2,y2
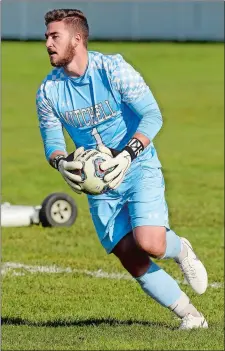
[{"x1": 134, "y1": 226, "x2": 166, "y2": 258}]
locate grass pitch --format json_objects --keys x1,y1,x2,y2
[{"x1": 2, "y1": 42, "x2": 224, "y2": 350}]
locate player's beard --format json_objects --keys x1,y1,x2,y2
[{"x1": 50, "y1": 41, "x2": 76, "y2": 67}]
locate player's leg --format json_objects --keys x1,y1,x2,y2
[
  {"x1": 112, "y1": 232, "x2": 208, "y2": 329},
  {"x1": 164, "y1": 231, "x2": 208, "y2": 296},
  {"x1": 134, "y1": 225, "x2": 208, "y2": 295},
  {"x1": 128, "y1": 166, "x2": 208, "y2": 295},
  {"x1": 88, "y1": 184, "x2": 207, "y2": 329}
]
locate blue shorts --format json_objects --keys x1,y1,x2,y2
[{"x1": 88, "y1": 160, "x2": 169, "y2": 254}]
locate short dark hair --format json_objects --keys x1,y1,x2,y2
[{"x1": 45, "y1": 9, "x2": 89, "y2": 47}]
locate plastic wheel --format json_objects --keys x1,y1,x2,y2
[{"x1": 39, "y1": 193, "x2": 78, "y2": 227}]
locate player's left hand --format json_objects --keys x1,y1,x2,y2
[{"x1": 98, "y1": 145, "x2": 131, "y2": 190}]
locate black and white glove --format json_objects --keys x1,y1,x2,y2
[
  {"x1": 98, "y1": 138, "x2": 144, "y2": 190},
  {"x1": 52, "y1": 147, "x2": 84, "y2": 194}
]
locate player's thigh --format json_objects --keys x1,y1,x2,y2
[
  {"x1": 112, "y1": 231, "x2": 150, "y2": 277},
  {"x1": 128, "y1": 165, "x2": 169, "y2": 231},
  {"x1": 89, "y1": 198, "x2": 132, "y2": 254}
]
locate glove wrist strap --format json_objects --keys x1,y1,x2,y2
[
  {"x1": 123, "y1": 138, "x2": 144, "y2": 161},
  {"x1": 52, "y1": 155, "x2": 66, "y2": 170}
]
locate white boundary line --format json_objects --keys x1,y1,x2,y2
[{"x1": 1, "y1": 262, "x2": 223, "y2": 289}]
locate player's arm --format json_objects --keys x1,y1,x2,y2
[
  {"x1": 100, "y1": 56, "x2": 163, "y2": 189},
  {"x1": 36, "y1": 85, "x2": 84, "y2": 193}
]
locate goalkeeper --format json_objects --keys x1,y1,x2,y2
[{"x1": 36, "y1": 8, "x2": 208, "y2": 329}]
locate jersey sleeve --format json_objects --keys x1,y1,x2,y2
[
  {"x1": 36, "y1": 83, "x2": 67, "y2": 160},
  {"x1": 111, "y1": 55, "x2": 163, "y2": 141}
]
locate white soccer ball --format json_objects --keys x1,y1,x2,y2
[{"x1": 75, "y1": 149, "x2": 113, "y2": 195}]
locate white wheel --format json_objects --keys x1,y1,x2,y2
[
  {"x1": 39, "y1": 193, "x2": 78, "y2": 227},
  {"x1": 50, "y1": 200, "x2": 73, "y2": 224}
]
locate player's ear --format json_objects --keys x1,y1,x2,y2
[{"x1": 73, "y1": 33, "x2": 82, "y2": 46}]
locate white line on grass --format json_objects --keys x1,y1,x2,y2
[{"x1": 1, "y1": 262, "x2": 223, "y2": 289}]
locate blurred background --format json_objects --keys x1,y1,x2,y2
[
  {"x1": 2, "y1": 0, "x2": 224, "y2": 41},
  {"x1": 2, "y1": 1, "x2": 224, "y2": 351}
]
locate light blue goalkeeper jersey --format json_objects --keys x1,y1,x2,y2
[{"x1": 36, "y1": 51, "x2": 162, "y2": 168}]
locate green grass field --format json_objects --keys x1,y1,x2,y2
[{"x1": 2, "y1": 42, "x2": 224, "y2": 350}]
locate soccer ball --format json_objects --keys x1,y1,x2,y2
[{"x1": 72, "y1": 149, "x2": 113, "y2": 195}]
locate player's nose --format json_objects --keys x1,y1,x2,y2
[{"x1": 45, "y1": 37, "x2": 53, "y2": 49}]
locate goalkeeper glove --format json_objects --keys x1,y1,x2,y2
[
  {"x1": 52, "y1": 147, "x2": 84, "y2": 194},
  {"x1": 98, "y1": 138, "x2": 144, "y2": 190}
]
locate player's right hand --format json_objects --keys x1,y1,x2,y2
[{"x1": 58, "y1": 147, "x2": 84, "y2": 194}]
